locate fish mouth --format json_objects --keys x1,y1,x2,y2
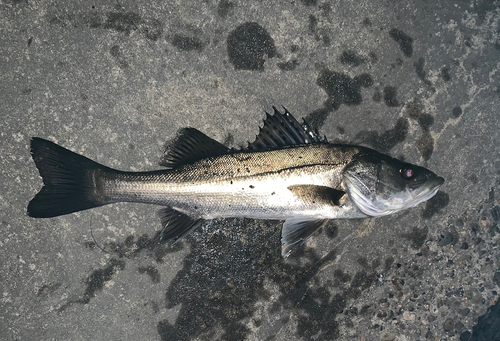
[
  {"x1": 344, "y1": 175, "x2": 444, "y2": 217},
  {"x1": 409, "y1": 176, "x2": 444, "y2": 203}
]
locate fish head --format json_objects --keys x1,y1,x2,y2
[{"x1": 343, "y1": 152, "x2": 444, "y2": 217}]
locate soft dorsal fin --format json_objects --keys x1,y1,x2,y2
[
  {"x1": 160, "y1": 128, "x2": 229, "y2": 168},
  {"x1": 247, "y1": 107, "x2": 327, "y2": 150}
]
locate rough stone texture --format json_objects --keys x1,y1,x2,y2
[{"x1": 1, "y1": 0, "x2": 500, "y2": 340}]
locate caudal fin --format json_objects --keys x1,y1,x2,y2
[{"x1": 27, "y1": 138, "x2": 109, "y2": 218}]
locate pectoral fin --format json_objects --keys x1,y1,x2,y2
[
  {"x1": 158, "y1": 207, "x2": 204, "y2": 243},
  {"x1": 287, "y1": 185, "x2": 345, "y2": 206},
  {"x1": 281, "y1": 217, "x2": 329, "y2": 257}
]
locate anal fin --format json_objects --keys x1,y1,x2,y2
[
  {"x1": 158, "y1": 207, "x2": 203, "y2": 243},
  {"x1": 281, "y1": 218, "x2": 328, "y2": 257}
]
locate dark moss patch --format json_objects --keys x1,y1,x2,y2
[
  {"x1": 58, "y1": 259, "x2": 126, "y2": 311},
  {"x1": 389, "y1": 28, "x2": 413, "y2": 57},
  {"x1": 138, "y1": 266, "x2": 161, "y2": 283},
  {"x1": 355, "y1": 117, "x2": 409, "y2": 152},
  {"x1": 85, "y1": 12, "x2": 163, "y2": 41},
  {"x1": 305, "y1": 108, "x2": 331, "y2": 130},
  {"x1": 383, "y1": 86, "x2": 399, "y2": 107},
  {"x1": 325, "y1": 224, "x2": 339, "y2": 239},
  {"x1": 308, "y1": 15, "x2": 317, "y2": 33},
  {"x1": 172, "y1": 34, "x2": 204, "y2": 51},
  {"x1": 217, "y1": 0, "x2": 235, "y2": 18},
  {"x1": 277, "y1": 59, "x2": 299, "y2": 71},
  {"x1": 317, "y1": 70, "x2": 373, "y2": 109},
  {"x1": 110, "y1": 45, "x2": 120, "y2": 57},
  {"x1": 414, "y1": 57, "x2": 432, "y2": 86},
  {"x1": 372, "y1": 90, "x2": 382, "y2": 102},
  {"x1": 417, "y1": 131, "x2": 434, "y2": 160},
  {"x1": 406, "y1": 100, "x2": 434, "y2": 131},
  {"x1": 401, "y1": 226, "x2": 428, "y2": 249},
  {"x1": 36, "y1": 282, "x2": 62, "y2": 297},
  {"x1": 441, "y1": 67, "x2": 451, "y2": 81},
  {"x1": 340, "y1": 50, "x2": 366, "y2": 67},
  {"x1": 301, "y1": 0, "x2": 317, "y2": 6},
  {"x1": 422, "y1": 191, "x2": 449, "y2": 219},
  {"x1": 460, "y1": 297, "x2": 500, "y2": 340},
  {"x1": 452, "y1": 106, "x2": 462, "y2": 118},
  {"x1": 156, "y1": 218, "x2": 381, "y2": 341},
  {"x1": 227, "y1": 22, "x2": 276, "y2": 71}
]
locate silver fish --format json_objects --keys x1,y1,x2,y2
[{"x1": 28, "y1": 108, "x2": 444, "y2": 257}]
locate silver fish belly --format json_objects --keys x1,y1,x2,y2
[{"x1": 28, "y1": 107, "x2": 444, "y2": 257}]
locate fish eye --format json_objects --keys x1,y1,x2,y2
[{"x1": 400, "y1": 167, "x2": 415, "y2": 179}]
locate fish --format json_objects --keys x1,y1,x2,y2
[{"x1": 27, "y1": 107, "x2": 444, "y2": 257}]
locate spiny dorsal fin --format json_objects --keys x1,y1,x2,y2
[
  {"x1": 247, "y1": 107, "x2": 327, "y2": 150},
  {"x1": 160, "y1": 128, "x2": 229, "y2": 168}
]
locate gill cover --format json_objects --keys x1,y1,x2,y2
[{"x1": 343, "y1": 153, "x2": 444, "y2": 217}]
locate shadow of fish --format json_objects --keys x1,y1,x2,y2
[{"x1": 27, "y1": 108, "x2": 444, "y2": 257}]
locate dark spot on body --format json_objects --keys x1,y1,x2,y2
[
  {"x1": 389, "y1": 28, "x2": 413, "y2": 57},
  {"x1": 27, "y1": 37, "x2": 33, "y2": 47},
  {"x1": 417, "y1": 131, "x2": 434, "y2": 160},
  {"x1": 441, "y1": 67, "x2": 451, "y2": 81},
  {"x1": 422, "y1": 191, "x2": 449, "y2": 219},
  {"x1": 217, "y1": 0, "x2": 234, "y2": 18},
  {"x1": 138, "y1": 266, "x2": 160, "y2": 283},
  {"x1": 172, "y1": 34, "x2": 203, "y2": 51},
  {"x1": 355, "y1": 117, "x2": 409, "y2": 152},
  {"x1": 277, "y1": 59, "x2": 299, "y2": 71},
  {"x1": 340, "y1": 51, "x2": 366, "y2": 67},
  {"x1": 271, "y1": 192, "x2": 275, "y2": 195},
  {"x1": 230, "y1": 180, "x2": 233, "y2": 184},
  {"x1": 317, "y1": 70, "x2": 373, "y2": 109},
  {"x1": 452, "y1": 106, "x2": 462, "y2": 118},
  {"x1": 249, "y1": 185, "x2": 254, "y2": 189},
  {"x1": 227, "y1": 22, "x2": 276, "y2": 71},
  {"x1": 383, "y1": 86, "x2": 399, "y2": 107},
  {"x1": 401, "y1": 226, "x2": 428, "y2": 249}
]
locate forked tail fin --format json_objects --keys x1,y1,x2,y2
[{"x1": 27, "y1": 138, "x2": 110, "y2": 218}]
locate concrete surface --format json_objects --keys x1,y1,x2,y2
[{"x1": 1, "y1": 0, "x2": 500, "y2": 340}]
